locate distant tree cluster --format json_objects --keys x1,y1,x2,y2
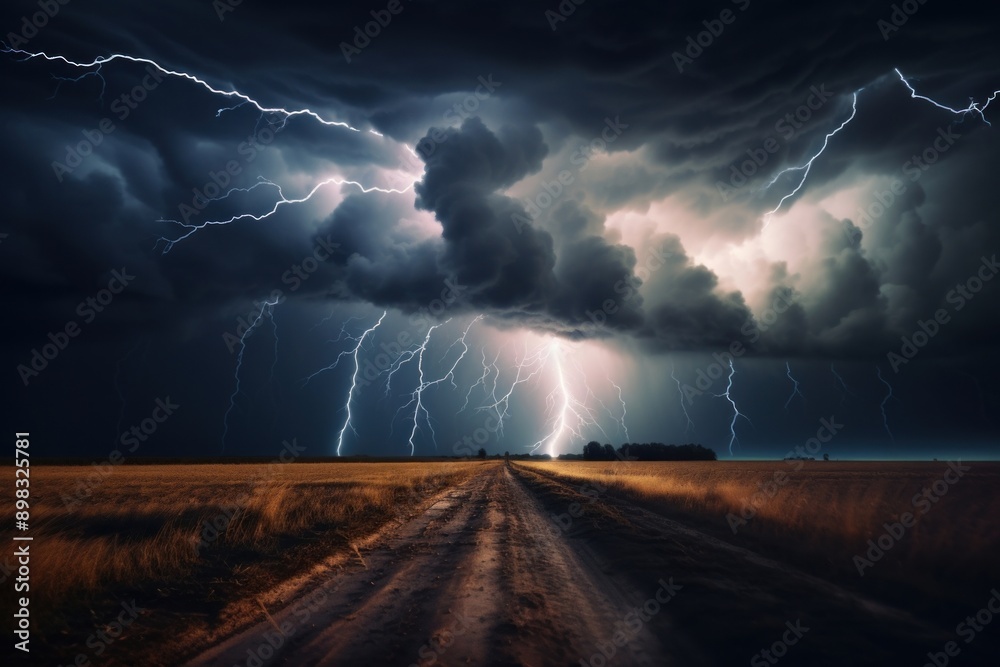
[
  {"x1": 784, "y1": 453, "x2": 831, "y2": 462},
  {"x1": 581, "y1": 441, "x2": 717, "y2": 461},
  {"x1": 507, "y1": 453, "x2": 552, "y2": 460}
]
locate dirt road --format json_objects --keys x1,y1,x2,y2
[{"x1": 185, "y1": 464, "x2": 966, "y2": 666}]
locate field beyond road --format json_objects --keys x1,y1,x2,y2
[
  {"x1": 519, "y1": 460, "x2": 1000, "y2": 598},
  {"x1": 1, "y1": 461, "x2": 487, "y2": 665},
  {"x1": 4, "y1": 460, "x2": 999, "y2": 665}
]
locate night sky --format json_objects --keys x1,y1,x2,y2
[{"x1": 3, "y1": 0, "x2": 999, "y2": 460}]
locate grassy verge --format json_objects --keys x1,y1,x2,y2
[
  {"x1": 514, "y1": 460, "x2": 1000, "y2": 610},
  {"x1": 1, "y1": 461, "x2": 491, "y2": 665}
]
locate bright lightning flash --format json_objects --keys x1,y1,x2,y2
[
  {"x1": 715, "y1": 359, "x2": 751, "y2": 455},
  {"x1": 895, "y1": 68, "x2": 1000, "y2": 126},
  {"x1": 304, "y1": 311, "x2": 386, "y2": 456},
  {"x1": 393, "y1": 317, "x2": 481, "y2": 455},
  {"x1": 763, "y1": 90, "x2": 860, "y2": 222},
  {"x1": 529, "y1": 339, "x2": 614, "y2": 456},
  {"x1": 2, "y1": 45, "x2": 419, "y2": 252}
]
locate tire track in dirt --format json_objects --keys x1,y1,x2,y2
[{"x1": 186, "y1": 464, "x2": 675, "y2": 666}]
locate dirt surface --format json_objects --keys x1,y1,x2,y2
[{"x1": 184, "y1": 464, "x2": 995, "y2": 666}]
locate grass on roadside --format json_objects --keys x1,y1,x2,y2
[
  {"x1": 0, "y1": 461, "x2": 490, "y2": 664},
  {"x1": 516, "y1": 460, "x2": 1000, "y2": 599}
]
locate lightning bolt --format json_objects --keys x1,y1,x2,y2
[
  {"x1": 222, "y1": 296, "x2": 281, "y2": 452},
  {"x1": 395, "y1": 321, "x2": 449, "y2": 456},
  {"x1": 398, "y1": 316, "x2": 484, "y2": 454},
  {"x1": 460, "y1": 346, "x2": 497, "y2": 413},
  {"x1": 574, "y1": 366, "x2": 615, "y2": 445},
  {"x1": 530, "y1": 342, "x2": 571, "y2": 455},
  {"x1": 478, "y1": 340, "x2": 550, "y2": 437},
  {"x1": 763, "y1": 69, "x2": 1000, "y2": 223},
  {"x1": 529, "y1": 340, "x2": 619, "y2": 456},
  {"x1": 1, "y1": 46, "x2": 417, "y2": 252},
  {"x1": 715, "y1": 359, "x2": 750, "y2": 456},
  {"x1": 609, "y1": 377, "x2": 631, "y2": 442},
  {"x1": 783, "y1": 361, "x2": 805, "y2": 410},
  {"x1": 876, "y1": 365, "x2": 895, "y2": 441},
  {"x1": 303, "y1": 311, "x2": 386, "y2": 456},
  {"x1": 895, "y1": 68, "x2": 1000, "y2": 126},
  {"x1": 1, "y1": 45, "x2": 368, "y2": 132},
  {"x1": 763, "y1": 90, "x2": 861, "y2": 222},
  {"x1": 435, "y1": 315, "x2": 483, "y2": 390},
  {"x1": 380, "y1": 343, "x2": 420, "y2": 401},
  {"x1": 463, "y1": 336, "x2": 628, "y2": 456},
  {"x1": 156, "y1": 176, "x2": 412, "y2": 253},
  {"x1": 670, "y1": 361, "x2": 696, "y2": 435}
]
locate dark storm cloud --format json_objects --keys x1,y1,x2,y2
[
  {"x1": 1, "y1": 0, "x2": 999, "y2": 360},
  {"x1": 2, "y1": 0, "x2": 999, "y2": 462},
  {"x1": 383, "y1": 117, "x2": 647, "y2": 336},
  {"x1": 635, "y1": 234, "x2": 752, "y2": 350}
]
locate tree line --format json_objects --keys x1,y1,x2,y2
[{"x1": 581, "y1": 441, "x2": 717, "y2": 461}]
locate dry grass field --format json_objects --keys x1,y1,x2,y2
[
  {"x1": 6, "y1": 459, "x2": 999, "y2": 665},
  {"x1": 518, "y1": 460, "x2": 1000, "y2": 600},
  {"x1": 0, "y1": 460, "x2": 490, "y2": 663}
]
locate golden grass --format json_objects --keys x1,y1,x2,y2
[
  {"x1": 517, "y1": 460, "x2": 1000, "y2": 581},
  {"x1": 1, "y1": 462, "x2": 487, "y2": 613}
]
